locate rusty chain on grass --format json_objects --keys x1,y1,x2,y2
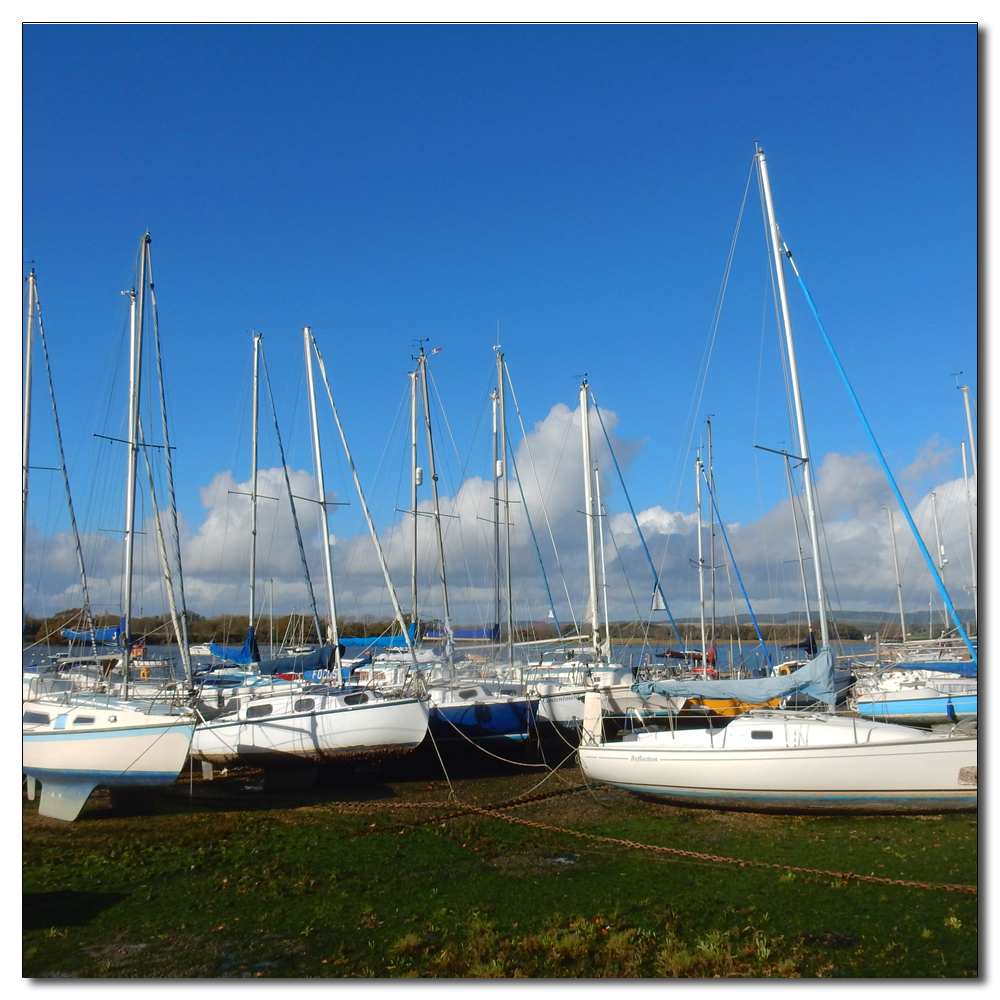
[{"x1": 327, "y1": 784, "x2": 977, "y2": 896}]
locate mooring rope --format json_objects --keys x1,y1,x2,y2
[{"x1": 330, "y1": 784, "x2": 977, "y2": 895}]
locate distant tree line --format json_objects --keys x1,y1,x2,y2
[
  {"x1": 22, "y1": 609, "x2": 419, "y2": 648},
  {"x1": 23, "y1": 608, "x2": 947, "y2": 648}
]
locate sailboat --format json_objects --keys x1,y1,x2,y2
[
  {"x1": 22, "y1": 239, "x2": 198, "y2": 822},
  {"x1": 475, "y1": 377, "x2": 682, "y2": 742},
  {"x1": 189, "y1": 330, "x2": 428, "y2": 774},
  {"x1": 577, "y1": 147, "x2": 977, "y2": 814},
  {"x1": 849, "y1": 501, "x2": 977, "y2": 726},
  {"x1": 368, "y1": 344, "x2": 545, "y2": 750},
  {"x1": 851, "y1": 634, "x2": 977, "y2": 726}
]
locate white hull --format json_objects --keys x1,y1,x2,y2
[
  {"x1": 23, "y1": 695, "x2": 196, "y2": 821},
  {"x1": 578, "y1": 707, "x2": 977, "y2": 814},
  {"x1": 535, "y1": 684, "x2": 588, "y2": 726},
  {"x1": 191, "y1": 687, "x2": 429, "y2": 767}
]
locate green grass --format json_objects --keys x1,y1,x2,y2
[{"x1": 23, "y1": 758, "x2": 978, "y2": 978}]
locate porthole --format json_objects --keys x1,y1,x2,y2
[
  {"x1": 23, "y1": 712, "x2": 50, "y2": 725},
  {"x1": 750, "y1": 730, "x2": 774, "y2": 740},
  {"x1": 458, "y1": 689, "x2": 479, "y2": 699},
  {"x1": 246, "y1": 704, "x2": 273, "y2": 719},
  {"x1": 344, "y1": 693, "x2": 369, "y2": 706},
  {"x1": 73, "y1": 716, "x2": 96, "y2": 726},
  {"x1": 293, "y1": 699, "x2": 315, "y2": 712}
]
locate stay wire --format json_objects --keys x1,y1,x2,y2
[{"x1": 590, "y1": 391, "x2": 683, "y2": 646}]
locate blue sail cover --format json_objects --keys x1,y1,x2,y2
[
  {"x1": 635, "y1": 648, "x2": 838, "y2": 710},
  {"x1": 258, "y1": 645, "x2": 337, "y2": 675},
  {"x1": 61, "y1": 618, "x2": 126, "y2": 644},
  {"x1": 339, "y1": 623, "x2": 418, "y2": 648},
  {"x1": 210, "y1": 627, "x2": 261, "y2": 665},
  {"x1": 425, "y1": 624, "x2": 500, "y2": 641}
]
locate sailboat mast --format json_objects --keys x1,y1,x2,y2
[
  {"x1": 310, "y1": 333, "x2": 417, "y2": 663},
  {"x1": 121, "y1": 235, "x2": 149, "y2": 692},
  {"x1": 706, "y1": 417, "x2": 717, "y2": 641},
  {"x1": 409, "y1": 368, "x2": 420, "y2": 625},
  {"x1": 249, "y1": 332, "x2": 261, "y2": 632},
  {"x1": 417, "y1": 346, "x2": 452, "y2": 654},
  {"x1": 885, "y1": 506, "x2": 907, "y2": 642},
  {"x1": 580, "y1": 380, "x2": 600, "y2": 658},
  {"x1": 496, "y1": 348, "x2": 514, "y2": 663},
  {"x1": 22, "y1": 270, "x2": 36, "y2": 582},
  {"x1": 929, "y1": 490, "x2": 947, "y2": 634},
  {"x1": 958, "y1": 383, "x2": 977, "y2": 480},
  {"x1": 304, "y1": 327, "x2": 340, "y2": 651},
  {"x1": 960, "y1": 441, "x2": 977, "y2": 621},
  {"x1": 756, "y1": 148, "x2": 830, "y2": 650},
  {"x1": 594, "y1": 455, "x2": 611, "y2": 658},
  {"x1": 491, "y1": 387, "x2": 501, "y2": 638},
  {"x1": 695, "y1": 454, "x2": 707, "y2": 663}
]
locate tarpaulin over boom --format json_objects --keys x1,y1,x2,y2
[
  {"x1": 635, "y1": 648, "x2": 837, "y2": 710},
  {"x1": 258, "y1": 645, "x2": 337, "y2": 675},
  {"x1": 339, "y1": 623, "x2": 418, "y2": 648},
  {"x1": 62, "y1": 618, "x2": 126, "y2": 644},
  {"x1": 889, "y1": 660, "x2": 977, "y2": 678}
]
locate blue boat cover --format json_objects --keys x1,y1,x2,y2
[
  {"x1": 339, "y1": 623, "x2": 417, "y2": 648},
  {"x1": 635, "y1": 648, "x2": 837, "y2": 710},
  {"x1": 61, "y1": 617, "x2": 126, "y2": 644},
  {"x1": 210, "y1": 626, "x2": 261, "y2": 665},
  {"x1": 258, "y1": 645, "x2": 336, "y2": 675},
  {"x1": 889, "y1": 660, "x2": 977, "y2": 678}
]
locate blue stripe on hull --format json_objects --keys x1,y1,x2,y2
[
  {"x1": 23, "y1": 723, "x2": 194, "y2": 744},
  {"x1": 856, "y1": 695, "x2": 977, "y2": 724},
  {"x1": 22, "y1": 767, "x2": 183, "y2": 788}
]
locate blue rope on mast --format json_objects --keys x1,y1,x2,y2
[
  {"x1": 700, "y1": 471, "x2": 775, "y2": 672},
  {"x1": 786, "y1": 252, "x2": 977, "y2": 666},
  {"x1": 591, "y1": 400, "x2": 683, "y2": 648}
]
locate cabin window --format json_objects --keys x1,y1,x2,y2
[
  {"x1": 294, "y1": 699, "x2": 315, "y2": 712},
  {"x1": 458, "y1": 688, "x2": 479, "y2": 699},
  {"x1": 72, "y1": 716, "x2": 96, "y2": 726},
  {"x1": 750, "y1": 730, "x2": 774, "y2": 740},
  {"x1": 23, "y1": 712, "x2": 50, "y2": 725},
  {"x1": 246, "y1": 704, "x2": 273, "y2": 719},
  {"x1": 344, "y1": 693, "x2": 369, "y2": 706}
]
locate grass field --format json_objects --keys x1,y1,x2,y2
[{"x1": 23, "y1": 751, "x2": 978, "y2": 978}]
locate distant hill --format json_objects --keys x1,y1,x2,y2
[
  {"x1": 514, "y1": 610, "x2": 975, "y2": 629},
  {"x1": 666, "y1": 610, "x2": 976, "y2": 628}
]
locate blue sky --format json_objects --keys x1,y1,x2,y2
[{"x1": 20, "y1": 23, "x2": 978, "y2": 629}]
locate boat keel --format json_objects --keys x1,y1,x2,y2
[{"x1": 35, "y1": 779, "x2": 98, "y2": 822}]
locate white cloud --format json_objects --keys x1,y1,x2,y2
[{"x1": 24, "y1": 404, "x2": 977, "y2": 635}]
